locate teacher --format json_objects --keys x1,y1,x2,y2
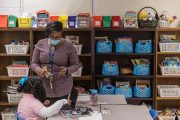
[{"x1": 31, "y1": 21, "x2": 80, "y2": 108}]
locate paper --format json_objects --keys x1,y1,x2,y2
[{"x1": 79, "y1": 113, "x2": 103, "y2": 120}]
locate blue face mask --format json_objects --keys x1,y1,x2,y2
[{"x1": 50, "y1": 39, "x2": 60, "y2": 46}]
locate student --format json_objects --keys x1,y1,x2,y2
[{"x1": 17, "y1": 77, "x2": 69, "y2": 120}]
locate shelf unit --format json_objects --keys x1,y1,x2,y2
[
  {"x1": 155, "y1": 28, "x2": 180, "y2": 110},
  {"x1": 93, "y1": 28, "x2": 156, "y2": 107}
]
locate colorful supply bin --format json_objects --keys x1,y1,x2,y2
[
  {"x1": 0, "y1": 15, "x2": 8, "y2": 28},
  {"x1": 18, "y1": 18, "x2": 32, "y2": 28},
  {"x1": 77, "y1": 13, "x2": 90, "y2": 28},
  {"x1": 103, "y1": 16, "x2": 112, "y2": 28},
  {"x1": 93, "y1": 16, "x2": 102, "y2": 28},
  {"x1": 112, "y1": 16, "x2": 121, "y2": 28},
  {"x1": 50, "y1": 16, "x2": 59, "y2": 22},
  {"x1": 68, "y1": 16, "x2": 76, "y2": 28},
  {"x1": 59, "y1": 15, "x2": 68, "y2": 28},
  {"x1": 37, "y1": 10, "x2": 49, "y2": 27},
  {"x1": 8, "y1": 15, "x2": 17, "y2": 27}
]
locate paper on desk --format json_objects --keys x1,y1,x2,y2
[{"x1": 79, "y1": 113, "x2": 103, "y2": 120}]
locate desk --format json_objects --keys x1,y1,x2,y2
[{"x1": 48, "y1": 105, "x2": 152, "y2": 120}]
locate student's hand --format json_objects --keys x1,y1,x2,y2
[
  {"x1": 59, "y1": 66, "x2": 68, "y2": 76},
  {"x1": 37, "y1": 68, "x2": 45, "y2": 78},
  {"x1": 44, "y1": 100, "x2": 51, "y2": 107}
]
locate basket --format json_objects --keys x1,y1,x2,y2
[
  {"x1": 112, "y1": 16, "x2": 121, "y2": 28},
  {"x1": 99, "y1": 85, "x2": 115, "y2": 95},
  {"x1": 157, "y1": 116, "x2": 176, "y2": 120},
  {"x1": 157, "y1": 85, "x2": 180, "y2": 97},
  {"x1": 18, "y1": 18, "x2": 32, "y2": 28},
  {"x1": 159, "y1": 43, "x2": 180, "y2": 52},
  {"x1": 102, "y1": 63, "x2": 119, "y2": 75},
  {"x1": 0, "y1": 15, "x2": 8, "y2": 28},
  {"x1": 50, "y1": 16, "x2": 59, "y2": 22},
  {"x1": 7, "y1": 66, "x2": 29, "y2": 77},
  {"x1": 8, "y1": 15, "x2": 17, "y2": 28},
  {"x1": 59, "y1": 15, "x2": 68, "y2": 28},
  {"x1": 159, "y1": 20, "x2": 170, "y2": 28},
  {"x1": 1, "y1": 109, "x2": 16, "y2": 120},
  {"x1": 137, "y1": 7, "x2": 159, "y2": 28},
  {"x1": 5, "y1": 45, "x2": 29, "y2": 54},
  {"x1": 93, "y1": 16, "x2": 103, "y2": 28},
  {"x1": 134, "y1": 86, "x2": 151, "y2": 98},
  {"x1": 115, "y1": 38, "x2": 133, "y2": 53},
  {"x1": 7, "y1": 93, "x2": 23, "y2": 103},
  {"x1": 133, "y1": 64, "x2": 150, "y2": 76},
  {"x1": 103, "y1": 16, "x2": 112, "y2": 28},
  {"x1": 123, "y1": 11, "x2": 137, "y2": 28},
  {"x1": 135, "y1": 40, "x2": 152, "y2": 53},
  {"x1": 115, "y1": 87, "x2": 133, "y2": 98},
  {"x1": 68, "y1": 16, "x2": 76, "y2": 28},
  {"x1": 96, "y1": 41, "x2": 112, "y2": 53},
  {"x1": 160, "y1": 66, "x2": 180, "y2": 76},
  {"x1": 77, "y1": 13, "x2": 90, "y2": 28},
  {"x1": 72, "y1": 67, "x2": 83, "y2": 77},
  {"x1": 74, "y1": 44, "x2": 83, "y2": 55}
]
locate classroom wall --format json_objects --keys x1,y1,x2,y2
[{"x1": 0, "y1": 0, "x2": 180, "y2": 26}]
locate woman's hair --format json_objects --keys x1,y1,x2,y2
[
  {"x1": 17, "y1": 78, "x2": 46, "y2": 103},
  {"x1": 45, "y1": 21, "x2": 63, "y2": 35}
]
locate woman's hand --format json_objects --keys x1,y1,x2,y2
[
  {"x1": 59, "y1": 66, "x2": 68, "y2": 76},
  {"x1": 37, "y1": 68, "x2": 45, "y2": 78},
  {"x1": 43, "y1": 100, "x2": 51, "y2": 107}
]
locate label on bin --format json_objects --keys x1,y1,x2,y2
[
  {"x1": 113, "y1": 21, "x2": 119, "y2": 26},
  {"x1": 9, "y1": 21, "x2": 14, "y2": 25},
  {"x1": 70, "y1": 22, "x2": 74, "y2": 26},
  {"x1": 96, "y1": 21, "x2": 100, "y2": 25}
]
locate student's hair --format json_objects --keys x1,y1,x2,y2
[
  {"x1": 45, "y1": 21, "x2": 63, "y2": 35},
  {"x1": 17, "y1": 78, "x2": 46, "y2": 103}
]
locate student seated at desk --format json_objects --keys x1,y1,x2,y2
[{"x1": 17, "y1": 77, "x2": 70, "y2": 120}]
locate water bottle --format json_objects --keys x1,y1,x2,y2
[{"x1": 90, "y1": 89, "x2": 98, "y2": 106}]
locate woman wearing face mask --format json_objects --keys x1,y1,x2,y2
[{"x1": 31, "y1": 21, "x2": 80, "y2": 109}]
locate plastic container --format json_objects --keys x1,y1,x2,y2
[
  {"x1": 7, "y1": 93, "x2": 23, "y2": 103},
  {"x1": 112, "y1": 16, "x2": 121, "y2": 28},
  {"x1": 72, "y1": 67, "x2": 83, "y2": 77},
  {"x1": 96, "y1": 40, "x2": 112, "y2": 53},
  {"x1": 8, "y1": 15, "x2": 17, "y2": 28},
  {"x1": 93, "y1": 16, "x2": 103, "y2": 28},
  {"x1": 159, "y1": 20, "x2": 170, "y2": 28},
  {"x1": 5, "y1": 45, "x2": 29, "y2": 54},
  {"x1": 77, "y1": 13, "x2": 90, "y2": 28},
  {"x1": 59, "y1": 15, "x2": 68, "y2": 28},
  {"x1": 37, "y1": 10, "x2": 49, "y2": 27},
  {"x1": 7, "y1": 66, "x2": 29, "y2": 77},
  {"x1": 115, "y1": 38, "x2": 133, "y2": 53},
  {"x1": 68, "y1": 16, "x2": 76, "y2": 28},
  {"x1": 103, "y1": 16, "x2": 112, "y2": 28},
  {"x1": 90, "y1": 89, "x2": 98, "y2": 106},
  {"x1": 102, "y1": 62, "x2": 119, "y2": 75},
  {"x1": 135, "y1": 40, "x2": 152, "y2": 53},
  {"x1": 157, "y1": 85, "x2": 180, "y2": 97},
  {"x1": 157, "y1": 116, "x2": 176, "y2": 120},
  {"x1": 18, "y1": 18, "x2": 32, "y2": 28},
  {"x1": 159, "y1": 43, "x2": 180, "y2": 52},
  {"x1": 115, "y1": 87, "x2": 133, "y2": 98},
  {"x1": 99, "y1": 85, "x2": 115, "y2": 95},
  {"x1": 133, "y1": 64, "x2": 150, "y2": 76},
  {"x1": 160, "y1": 66, "x2": 180, "y2": 76},
  {"x1": 1, "y1": 109, "x2": 16, "y2": 120},
  {"x1": 124, "y1": 11, "x2": 137, "y2": 28},
  {"x1": 50, "y1": 16, "x2": 59, "y2": 22},
  {"x1": 0, "y1": 15, "x2": 8, "y2": 28},
  {"x1": 134, "y1": 86, "x2": 151, "y2": 98},
  {"x1": 74, "y1": 44, "x2": 83, "y2": 55}
]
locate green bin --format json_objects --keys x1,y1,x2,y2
[
  {"x1": 103, "y1": 16, "x2": 112, "y2": 28},
  {"x1": 8, "y1": 15, "x2": 17, "y2": 27}
]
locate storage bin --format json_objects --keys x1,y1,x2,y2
[
  {"x1": 74, "y1": 44, "x2": 83, "y2": 55},
  {"x1": 5, "y1": 45, "x2": 29, "y2": 55},
  {"x1": 112, "y1": 16, "x2": 121, "y2": 28},
  {"x1": 159, "y1": 43, "x2": 180, "y2": 52},
  {"x1": 102, "y1": 62, "x2": 119, "y2": 75},
  {"x1": 8, "y1": 15, "x2": 17, "y2": 28},
  {"x1": 115, "y1": 87, "x2": 133, "y2": 98},
  {"x1": 1, "y1": 109, "x2": 16, "y2": 120},
  {"x1": 18, "y1": 18, "x2": 32, "y2": 28},
  {"x1": 124, "y1": 11, "x2": 137, "y2": 28},
  {"x1": 96, "y1": 40, "x2": 112, "y2": 53},
  {"x1": 160, "y1": 66, "x2": 180, "y2": 76},
  {"x1": 134, "y1": 86, "x2": 151, "y2": 98},
  {"x1": 135, "y1": 40, "x2": 152, "y2": 53},
  {"x1": 99, "y1": 85, "x2": 115, "y2": 95},
  {"x1": 37, "y1": 10, "x2": 49, "y2": 27},
  {"x1": 7, "y1": 93, "x2": 23, "y2": 103},
  {"x1": 159, "y1": 20, "x2": 170, "y2": 28},
  {"x1": 77, "y1": 13, "x2": 90, "y2": 28},
  {"x1": 133, "y1": 64, "x2": 150, "y2": 76},
  {"x1": 0, "y1": 15, "x2": 8, "y2": 28},
  {"x1": 7, "y1": 66, "x2": 29, "y2": 77},
  {"x1": 93, "y1": 16, "x2": 103, "y2": 28},
  {"x1": 59, "y1": 15, "x2": 68, "y2": 28},
  {"x1": 50, "y1": 16, "x2": 59, "y2": 22},
  {"x1": 72, "y1": 67, "x2": 83, "y2": 77},
  {"x1": 115, "y1": 38, "x2": 133, "y2": 53},
  {"x1": 103, "y1": 16, "x2": 112, "y2": 28},
  {"x1": 158, "y1": 85, "x2": 180, "y2": 97},
  {"x1": 68, "y1": 16, "x2": 76, "y2": 28},
  {"x1": 157, "y1": 116, "x2": 176, "y2": 120}
]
